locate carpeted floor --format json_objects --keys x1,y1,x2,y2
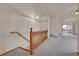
[{"x1": 33, "y1": 35, "x2": 78, "y2": 56}]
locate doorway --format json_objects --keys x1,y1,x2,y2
[{"x1": 63, "y1": 24, "x2": 73, "y2": 35}]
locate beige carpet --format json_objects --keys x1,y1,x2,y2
[{"x1": 33, "y1": 35, "x2": 78, "y2": 56}]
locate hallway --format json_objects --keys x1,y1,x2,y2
[{"x1": 0, "y1": 3, "x2": 79, "y2": 56}]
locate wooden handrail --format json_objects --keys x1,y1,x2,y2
[
  {"x1": 10, "y1": 32, "x2": 30, "y2": 42},
  {"x1": 0, "y1": 47, "x2": 30, "y2": 56}
]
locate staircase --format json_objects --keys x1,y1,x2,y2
[{"x1": 0, "y1": 28, "x2": 48, "y2": 56}]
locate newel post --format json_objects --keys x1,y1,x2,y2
[{"x1": 30, "y1": 28, "x2": 33, "y2": 55}]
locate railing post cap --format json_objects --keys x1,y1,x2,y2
[{"x1": 30, "y1": 28, "x2": 32, "y2": 31}]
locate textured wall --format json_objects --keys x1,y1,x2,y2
[{"x1": 0, "y1": 4, "x2": 30, "y2": 55}]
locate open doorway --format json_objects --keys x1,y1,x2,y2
[{"x1": 63, "y1": 24, "x2": 73, "y2": 35}]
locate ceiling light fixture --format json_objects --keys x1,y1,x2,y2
[
  {"x1": 76, "y1": 4, "x2": 79, "y2": 15},
  {"x1": 76, "y1": 10, "x2": 79, "y2": 15},
  {"x1": 35, "y1": 16, "x2": 39, "y2": 19}
]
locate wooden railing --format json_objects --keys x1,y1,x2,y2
[
  {"x1": 10, "y1": 28, "x2": 48, "y2": 55},
  {"x1": 32, "y1": 30, "x2": 48, "y2": 49},
  {"x1": 10, "y1": 29, "x2": 33, "y2": 55}
]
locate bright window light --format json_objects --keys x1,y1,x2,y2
[{"x1": 31, "y1": 15, "x2": 39, "y2": 19}]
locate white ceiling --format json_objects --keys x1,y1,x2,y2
[{"x1": 10, "y1": 3, "x2": 79, "y2": 23}]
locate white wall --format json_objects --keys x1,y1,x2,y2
[
  {"x1": 32, "y1": 19, "x2": 48, "y2": 32},
  {"x1": 73, "y1": 20, "x2": 79, "y2": 53},
  {"x1": 0, "y1": 4, "x2": 13, "y2": 54},
  {"x1": 49, "y1": 16, "x2": 63, "y2": 36},
  {"x1": 0, "y1": 4, "x2": 30, "y2": 55},
  {"x1": 72, "y1": 20, "x2": 79, "y2": 35}
]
